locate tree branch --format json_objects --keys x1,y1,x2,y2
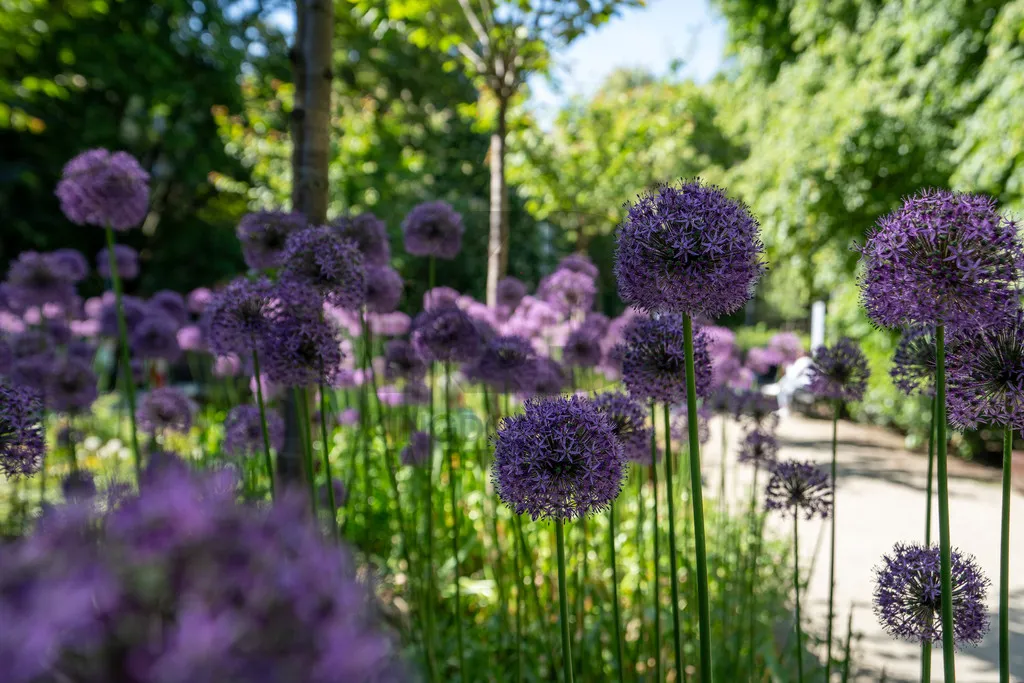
[{"x1": 456, "y1": 0, "x2": 491, "y2": 51}]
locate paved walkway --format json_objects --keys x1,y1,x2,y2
[{"x1": 703, "y1": 413, "x2": 1024, "y2": 682}]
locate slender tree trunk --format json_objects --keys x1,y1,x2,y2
[
  {"x1": 290, "y1": 0, "x2": 307, "y2": 218},
  {"x1": 485, "y1": 95, "x2": 509, "y2": 307}
]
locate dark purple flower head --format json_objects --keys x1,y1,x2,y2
[
  {"x1": 497, "y1": 277, "x2": 528, "y2": 310},
  {"x1": 61, "y1": 470, "x2": 97, "y2": 503},
  {"x1": 130, "y1": 312, "x2": 182, "y2": 362},
  {"x1": 621, "y1": 313, "x2": 713, "y2": 404},
  {"x1": 364, "y1": 266, "x2": 404, "y2": 314},
  {"x1": 808, "y1": 338, "x2": 871, "y2": 403},
  {"x1": 149, "y1": 290, "x2": 188, "y2": 326},
  {"x1": 383, "y1": 339, "x2": 426, "y2": 382},
  {"x1": 538, "y1": 268, "x2": 596, "y2": 315},
  {"x1": 592, "y1": 391, "x2": 651, "y2": 463},
  {"x1": 223, "y1": 404, "x2": 284, "y2": 457},
  {"x1": 670, "y1": 404, "x2": 712, "y2": 445},
  {"x1": 530, "y1": 356, "x2": 567, "y2": 396},
  {"x1": 737, "y1": 428, "x2": 779, "y2": 466},
  {"x1": 49, "y1": 249, "x2": 89, "y2": 282},
  {"x1": 43, "y1": 318, "x2": 72, "y2": 346},
  {"x1": 891, "y1": 327, "x2": 936, "y2": 397},
  {"x1": 858, "y1": 189, "x2": 1024, "y2": 332},
  {"x1": 0, "y1": 338, "x2": 12, "y2": 375},
  {"x1": 402, "y1": 200, "x2": 464, "y2": 259},
  {"x1": 616, "y1": 178, "x2": 766, "y2": 317},
  {"x1": 331, "y1": 212, "x2": 391, "y2": 266},
  {"x1": 46, "y1": 356, "x2": 98, "y2": 413},
  {"x1": 4, "y1": 252, "x2": 77, "y2": 309},
  {"x1": 411, "y1": 304, "x2": 482, "y2": 363},
  {"x1": 423, "y1": 286, "x2": 460, "y2": 311},
  {"x1": 281, "y1": 227, "x2": 366, "y2": 309},
  {"x1": 557, "y1": 253, "x2": 599, "y2": 280},
  {"x1": 765, "y1": 460, "x2": 833, "y2": 519},
  {"x1": 468, "y1": 335, "x2": 537, "y2": 392},
  {"x1": 401, "y1": 431, "x2": 432, "y2": 467},
  {"x1": 56, "y1": 148, "x2": 150, "y2": 230},
  {"x1": 403, "y1": 380, "x2": 430, "y2": 406},
  {"x1": 734, "y1": 389, "x2": 780, "y2": 431},
  {"x1": 10, "y1": 354, "x2": 54, "y2": 399},
  {"x1": 99, "y1": 294, "x2": 147, "y2": 338},
  {"x1": 562, "y1": 326, "x2": 603, "y2": 368},
  {"x1": 96, "y1": 244, "x2": 139, "y2": 280},
  {"x1": 236, "y1": 210, "x2": 307, "y2": 271},
  {"x1": 947, "y1": 311, "x2": 1024, "y2": 430},
  {"x1": 0, "y1": 380, "x2": 45, "y2": 478},
  {"x1": 873, "y1": 542, "x2": 990, "y2": 647},
  {"x1": 492, "y1": 395, "x2": 625, "y2": 520},
  {"x1": 10, "y1": 328, "x2": 53, "y2": 360},
  {"x1": 262, "y1": 314, "x2": 343, "y2": 387},
  {"x1": 137, "y1": 387, "x2": 195, "y2": 434},
  {"x1": 204, "y1": 277, "x2": 296, "y2": 355},
  {"x1": 581, "y1": 312, "x2": 611, "y2": 337}
]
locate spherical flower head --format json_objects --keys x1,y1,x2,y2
[
  {"x1": 280, "y1": 227, "x2": 366, "y2": 309},
  {"x1": 670, "y1": 405, "x2": 712, "y2": 445},
  {"x1": 873, "y1": 542, "x2": 990, "y2": 647},
  {"x1": 703, "y1": 325, "x2": 737, "y2": 359},
  {"x1": 562, "y1": 326, "x2": 603, "y2": 368},
  {"x1": 0, "y1": 380, "x2": 45, "y2": 478},
  {"x1": 4, "y1": 251, "x2": 77, "y2": 309},
  {"x1": 615, "y1": 178, "x2": 766, "y2": 316},
  {"x1": 492, "y1": 395, "x2": 625, "y2": 520},
  {"x1": 411, "y1": 304, "x2": 483, "y2": 363},
  {"x1": 223, "y1": 404, "x2": 284, "y2": 457},
  {"x1": 737, "y1": 428, "x2": 779, "y2": 466},
  {"x1": 49, "y1": 249, "x2": 89, "y2": 282},
  {"x1": 621, "y1": 313, "x2": 713, "y2": 404},
  {"x1": 891, "y1": 327, "x2": 936, "y2": 397},
  {"x1": 46, "y1": 356, "x2": 98, "y2": 413},
  {"x1": 734, "y1": 389, "x2": 780, "y2": 430},
  {"x1": 96, "y1": 243, "x2": 139, "y2": 280},
  {"x1": 592, "y1": 391, "x2": 651, "y2": 463},
  {"x1": 857, "y1": 189, "x2": 1024, "y2": 332},
  {"x1": 947, "y1": 311, "x2": 1024, "y2": 430},
  {"x1": 99, "y1": 294, "x2": 148, "y2": 338},
  {"x1": 530, "y1": 356, "x2": 567, "y2": 396},
  {"x1": 10, "y1": 353, "x2": 55, "y2": 400},
  {"x1": 262, "y1": 314, "x2": 343, "y2": 387},
  {"x1": 56, "y1": 148, "x2": 150, "y2": 230},
  {"x1": 383, "y1": 339, "x2": 427, "y2": 382},
  {"x1": 10, "y1": 328, "x2": 53, "y2": 360},
  {"x1": 497, "y1": 277, "x2": 527, "y2": 310},
  {"x1": 204, "y1": 277, "x2": 286, "y2": 355},
  {"x1": 401, "y1": 431, "x2": 432, "y2": 467},
  {"x1": 130, "y1": 311, "x2": 182, "y2": 362},
  {"x1": 0, "y1": 338, "x2": 12, "y2": 376},
  {"x1": 186, "y1": 287, "x2": 213, "y2": 314},
  {"x1": 369, "y1": 312, "x2": 411, "y2": 337},
  {"x1": 423, "y1": 286, "x2": 460, "y2": 311},
  {"x1": 331, "y1": 212, "x2": 391, "y2": 266},
  {"x1": 149, "y1": 290, "x2": 188, "y2": 326},
  {"x1": 539, "y1": 268, "x2": 596, "y2": 316},
  {"x1": 556, "y1": 253, "x2": 599, "y2": 280},
  {"x1": 137, "y1": 387, "x2": 195, "y2": 434},
  {"x1": 808, "y1": 338, "x2": 871, "y2": 403},
  {"x1": 236, "y1": 210, "x2": 307, "y2": 271},
  {"x1": 765, "y1": 460, "x2": 833, "y2": 519},
  {"x1": 176, "y1": 324, "x2": 205, "y2": 352},
  {"x1": 61, "y1": 470, "x2": 97, "y2": 503},
  {"x1": 402, "y1": 200, "x2": 465, "y2": 259},
  {"x1": 467, "y1": 335, "x2": 538, "y2": 392},
  {"x1": 364, "y1": 265, "x2": 404, "y2": 314},
  {"x1": 746, "y1": 346, "x2": 784, "y2": 376},
  {"x1": 768, "y1": 331, "x2": 804, "y2": 364}
]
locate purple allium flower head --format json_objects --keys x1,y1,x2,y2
[
  {"x1": 43, "y1": 318, "x2": 72, "y2": 346},
  {"x1": 0, "y1": 380, "x2": 45, "y2": 478},
  {"x1": 734, "y1": 389, "x2": 780, "y2": 431},
  {"x1": 235, "y1": 210, "x2": 307, "y2": 271},
  {"x1": 262, "y1": 314, "x2": 343, "y2": 387},
  {"x1": 401, "y1": 431, "x2": 432, "y2": 467},
  {"x1": 56, "y1": 148, "x2": 150, "y2": 230},
  {"x1": 331, "y1": 212, "x2": 391, "y2": 266},
  {"x1": 66, "y1": 339, "x2": 96, "y2": 364},
  {"x1": 149, "y1": 290, "x2": 188, "y2": 326},
  {"x1": 98, "y1": 294, "x2": 147, "y2": 338},
  {"x1": 369, "y1": 311, "x2": 411, "y2": 336},
  {"x1": 137, "y1": 387, "x2": 195, "y2": 434},
  {"x1": 46, "y1": 356, "x2": 98, "y2": 413},
  {"x1": 130, "y1": 311, "x2": 181, "y2": 362},
  {"x1": 581, "y1": 312, "x2": 611, "y2": 336},
  {"x1": 402, "y1": 200, "x2": 465, "y2": 259},
  {"x1": 557, "y1": 253, "x2": 599, "y2": 280},
  {"x1": 947, "y1": 311, "x2": 1024, "y2": 430},
  {"x1": 768, "y1": 332, "x2": 804, "y2": 364},
  {"x1": 403, "y1": 380, "x2": 430, "y2": 405},
  {"x1": 177, "y1": 324, "x2": 205, "y2": 352},
  {"x1": 423, "y1": 286, "x2": 460, "y2": 311},
  {"x1": 857, "y1": 189, "x2": 1024, "y2": 332},
  {"x1": 186, "y1": 287, "x2": 213, "y2": 314},
  {"x1": 0, "y1": 338, "x2": 12, "y2": 375},
  {"x1": 49, "y1": 249, "x2": 89, "y2": 282},
  {"x1": 873, "y1": 542, "x2": 990, "y2": 647},
  {"x1": 497, "y1": 277, "x2": 528, "y2": 310},
  {"x1": 383, "y1": 339, "x2": 427, "y2": 382},
  {"x1": 61, "y1": 470, "x2": 97, "y2": 503},
  {"x1": 891, "y1": 327, "x2": 936, "y2": 397},
  {"x1": 10, "y1": 354, "x2": 54, "y2": 400},
  {"x1": 737, "y1": 428, "x2": 779, "y2": 466},
  {"x1": 746, "y1": 347, "x2": 784, "y2": 376},
  {"x1": 96, "y1": 244, "x2": 139, "y2": 280},
  {"x1": 592, "y1": 391, "x2": 651, "y2": 463},
  {"x1": 621, "y1": 313, "x2": 713, "y2": 404},
  {"x1": 280, "y1": 227, "x2": 366, "y2": 309},
  {"x1": 538, "y1": 268, "x2": 596, "y2": 315},
  {"x1": 223, "y1": 404, "x2": 284, "y2": 457},
  {"x1": 670, "y1": 404, "x2": 712, "y2": 445},
  {"x1": 411, "y1": 304, "x2": 483, "y2": 363},
  {"x1": 808, "y1": 338, "x2": 871, "y2": 403},
  {"x1": 703, "y1": 325, "x2": 737, "y2": 358},
  {"x1": 530, "y1": 356, "x2": 568, "y2": 396},
  {"x1": 212, "y1": 353, "x2": 242, "y2": 378},
  {"x1": 10, "y1": 328, "x2": 53, "y2": 360},
  {"x1": 203, "y1": 277, "x2": 280, "y2": 355},
  {"x1": 616, "y1": 178, "x2": 766, "y2": 317},
  {"x1": 492, "y1": 395, "x2": 625, "y2": 520},
  {"x1": 4, "y1": 251, "x2": 77, "y2": 309},
  {"x1": 364, "y1": 266, "x2": 403, "y2": 314},
  {"x1": 765, "y1": 460, "x2": 833, "y2": 519},
  {"x1": 467, "y1": 335, "x2": 538, "y2": 392},
  {"x1": 562, "y1": 326, "x2": 603, "y2": 368}
]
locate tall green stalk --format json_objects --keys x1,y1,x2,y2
[
  {"x1": 252, "y1": 350, "x2": 275, "y2": 499},
  {"x1": 934, "y1": 324, "x2": 956, "y2": 680},
  {"x1": 793, "y1": 513, "x2": 804, "y2": 683},
  {"x1": 999, "y1": 426, "x2": 1012, "y2": 683},
  {"x1": 650, "y1": 401, "x2": 663, "y2": 683},
  {"x1": 747, "y1": 464, "x2": 763, "y2": 678},
  {"x1": 105, "y1": 224, "x2": 141, "y2": 483},
  {"x1": 296, "y1": 388, "x2": 318, "y2": 517},
  {"x1": 318, "y1": 379, "x2": 339, "y2": 541},
  {"x1": 609, "y1": 501, "x2": 625, "y2": 683},
  {"x1": 444, "y1": 360, "x2": 465, "y2": 676},
  {"x1": 922, "y1": 394, "x2": 937, "y2": 683},
  {"x1": 514, "y1": 513, "x2": 523, "y2": 683},
  {"x1": 424, "y1": 256, "x2": 438, "y2": 680},
  {"x1": 826, "y1": 400, "x2": 840, "y2": 681},
  {"x1": 682, "y1": 313, "x2": 713, "y2": 682},
  {"x1": 556, "y1": 518, "x2": 575, "y2": 683},
  {"x1": 662, "y1": 403, "x2": 686, "y2": 680}
]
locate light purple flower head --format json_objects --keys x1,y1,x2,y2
[
  {"x1": 369, "y1": 312, "x2": 411, "y2": 337},
  {"x1": 890, "y1": 327, "x2": 935, "y2": 397},
  {"x1": 423, "y1": 286, "x2": 460, "y2": 311},
  {"x1": 130, "y1": 311, "x2": 182, "y2": 362},
  {"x1": 947, "y1": 311, "x2": 1024, "y2": 430},
  {"x1": 592, "y1": 391, "x2": 651, "y2": 463},
  {"x1": 411, "y1": 304, "x2": 483, "y2": 363},
  {"x1": 45, "y1": 356, "x2": 98, "y2": 413},
  {"x1": 621, "y1": 313, "x2": 713, "y2": 404},
  {"x1": 402, "y1": 200, "x2": 464, "y2": 259},
  {"x1": 0, "y1": 380, "x2": 45, "y2": 478},
  {"x1": 557, "y1": 253, "x2": 599, "y2": 280},
  {"x1": 96, "y1": 244, "x2": 139, "y2": 280},
  {"x1": 223, "y1": 404, "x2": 284, "y2": 457},
  {"x1": 364, "y1": 266, "x2": 403, "y2": 314},
  {"x1": 492, "y1": 395, "x2": 625, "y2": 521},
  {"x1": 562, "y1": 326, "x2": 603, "y2": 369},
  {"x1": 768, "y1": 332, "x2": 804, "y2": 364},
  {"x1": 702, "y1": 325, "x2": 737, "y2": 359},
  {"x1": 137, "y1": 387, "x2": 195, "y2": 434},
  {"x1": 262, "y1": 314, "x2": 343, "y2": 387},
  {"x1": 49, "y1": 249, "x2": 89, "y2": 282},
  {"x1": 401, "y1": 431, "x2": 432, "y2": 467},
  {"x1": 765, "y1": 460, "x2": 833, "y2": 519},
  {"x1": 467, "y1": 335, "x2": 537, "y2": 392},
  {"x1": 4, "y1": 252, "x2": 77, "y2": 309},
  {"x1": 280, "y1": 227, "x2": 366, "y2": 310},
  {"x1": 186, "y1": 287, "x2": 213, "y2": 314},
  {"x1": 497, "y1": 277, "x2": 528, "y2": 310},
  {"x1": 212, "y1": 354, "x2": 242, "y2": 378},
  {"x1": 176, "y1": 324, "x2": 205, "y2": 352},
  {"x1": 236, "y1": 210, "x2": 307, "y2": 271},
  {"x1": 149, "y1": 290, "x2": 188, "y2": 326},
  {"x1": 746, "y1": 346, "x2": 784, "y2": 376},
  {"x1": 808, "y1": 338, "x2": 870, "y2": 403},
  {"x1": 331, "y1": 212, "x2": 391, "y2": 266},
  {"x1": 616, "y1": 178, "x2": 766, "y2": 317},
  {"x1": 538, "y1": 268, "x2": 596, "y2": 315},
  {"x1": 56, "y1": 148, "x2": 150, "y2": 230},
  {"x1": 737, "y1": 428, "x2": 778, "y2": 466},
  {"x1": 857, "y1": 189, "x2": 1024, "y2": 332}
]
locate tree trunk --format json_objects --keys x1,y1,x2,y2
[{"x1": 485, "y1": 95, "x2": 509, "y2": 307}]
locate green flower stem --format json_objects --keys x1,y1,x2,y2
[
  {"x1": 922, "y1": 394, "x2": 937, "y2": 683},
  {"x1": 609, "y1": 501, "x2": 625, "y2": 683},
  {"x1": 576, "y1": 515, "x2": 588, "y2": 680},
  {"x1": 296, "y1": 387, "x2": 317, "y2": 518},
  {"x1": 556, "y1": 518, "x2": 575, "y2": 683},
  {"x1": 317, "y1": 379, "x2": 339, "y2": 541},
  {"x1": 999, "y1": 425, "x2": 1012, "y2": 683},
  {"x1": 842, "y1": 606, "x2": 854, "y2": 683},
  {"x1": 105, "y1": 224, "x2": 141, "y2": 483},
  {"x1": 662, "y1": 403, "x2": 686, "y2": 680},
  {"x1": 444, "y1": 360, "x2": 465, "y2": 677},
  {"x1": 650, "y1": 401, "x2": 663, "y2": 683},
  {"x1": 793, "y1": 512, "x2": 804, "y2": 683},
  {"x1": 682, "y1": 313, "x2": 713, "y2": 682},
  {"x1": 515, "y1": 513, "x2": 523, "y2": 683},
  {"x1": 634, "y1": 460, "x2": 647, "y2": 673},
  {"x1": 251, "y1": 350, "x2": 275, "y2": 499},
  {"x1": 934, "y1": 324, "x2": 956, "y2": 681},
  {"x1": 747, "y1": 463, "x2": 763, "y2": 678},
  {"x1": 826, "y1": 399, "x2": 840, "y2": 682}
]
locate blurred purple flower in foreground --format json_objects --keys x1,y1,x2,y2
[{"x1": 56, "y1": 148, "x2": 150, "y2": 230}]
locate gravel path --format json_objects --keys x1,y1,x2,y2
[{"x1": 703, "y1": 412, "x2": 1024, "y2": 682}]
